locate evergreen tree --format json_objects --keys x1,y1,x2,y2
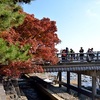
[
  {"x1": 0, "y1": 0, "x2": 32, "y2": 77},
  {"x1": 0, "y1": 0, "x2": 60, "y2": 77},
  {"x1": 13, "y1": 0, "x2": 33, "y2": 4},
  {"x1": 0, "y1": 0, "x2": 25, "y2": 31}
]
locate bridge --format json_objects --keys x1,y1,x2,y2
[
  {"x1": 43, "y1": 52, "x2": 100, "y2": 72},
  {"x1": 42, "y1": 52, "x2": 100, "y2": 100}
]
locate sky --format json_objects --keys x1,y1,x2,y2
[{"x1": 22, "y1": 0, "x2": 100, "y2": 53}]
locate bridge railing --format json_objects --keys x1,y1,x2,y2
[{"x1": 57, "y1": 52, "x2": 100, "y2": 63}]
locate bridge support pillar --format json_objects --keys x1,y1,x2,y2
[
  {"x1": 99, "y1": 75, "x2": 100, "y2": 88},
  {"x1": 92, "y1": 71, "x2": 97, "y2": 100},
  {"x1": 67, "y1": 71, "x2": 70, "y2": 93},
  {"x1": 77, "y1": 73, "x2": 81, "y2": 96},
  {"x1": 58, "y1": 71, "x2": 62, "y2": 87}
]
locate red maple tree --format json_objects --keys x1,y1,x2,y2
[{"x1": 0, "y1": 12, "x2": 61, "y2": 77}]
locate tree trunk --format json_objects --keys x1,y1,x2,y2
[{"x1": 11, "y1": 78, "x2": 21, "y2": 98}]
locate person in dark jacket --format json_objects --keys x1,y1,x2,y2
[
  {"x1": 79, "y1": 47, "x2": 84, "y2": 61},
  {"x1": 70, "y1": 48, "x2": 75, "y2": 60},
  {"x1": 65, "y1": 47, "x2": 69, "y2": 61},
  {"x1": 61, "y1": 49, "x2": 66, "y2": 62}
]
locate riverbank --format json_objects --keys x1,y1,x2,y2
[
  {"x1": 28, "y1": 73, "x2": 79, "y2": 99},
  {"x1": 28, "y1": 73, "x2": 100, "y2": 100},
  {"x1": 2, "y1": 72, "x2": 100, "y2": 100},
  {"x1": 28, "y1": 73, "x2": 77, "y2": 85}
]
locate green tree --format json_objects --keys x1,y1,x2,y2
[
  {"x1": 0, "y1": 0, "x2": 33, "y2": 77},
  {"x1": 0, "y1": 0, "x2": 35, "y2": 98},
  {"x1": 0, "y1": 0, "x2": 25, "y2": 31},
  {"x1": 13, "y1": 0, "x2": 33, "y2": 4},
  {"x1": 0, "y1": 38, "x2": 30, "y2": 64}
]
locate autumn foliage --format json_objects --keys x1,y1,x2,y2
[
  {"x1": 0, "y1": 12, "x2": 60, "y2": 77},
  {"x1": 14, "y1": 13, "x2": 60, "y2": 63}
]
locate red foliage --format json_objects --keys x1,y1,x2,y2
[
  {"x1": 13, "y1": 13, "x2": 61, "y2": 64},
  {"x1": 0, "y1": 60, "x2": 44, "y2": 77},
  {"x1": 0, "y1": 29, "x2": 20, "y2": 44},
  {"x1": 0, "y1": 12, "x2": 61, "y2": 77}
]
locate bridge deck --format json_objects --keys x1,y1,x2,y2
[{"x1": 43, "y1": 61, "x2": 100, "y2": 72}]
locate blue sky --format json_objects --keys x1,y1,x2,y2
[{"x1": 22, "y1": 0, "x2": 100, "y2": 53}]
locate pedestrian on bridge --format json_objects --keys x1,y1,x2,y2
[
  {"x1": 79, "y1": 47, "x2": 84, "y2": 61},
  {"x1": 90, "y1": 48, "x2": 95, "y2": 60},
  {"x1": 70, "y1": 48, "x2": 75, "y2": 61},
  {"x1": 87, "y1": 48, "x2": 91, "y2": 62},
  {"x1": 65, "y1": 47, "x2": 69, "y2": 61},
  {"x1": 61, "y1": 49, "x2": 66, "y2": 62},
  {"x1": 87, "y1": 48, "x2": 94, "y2": 62}
]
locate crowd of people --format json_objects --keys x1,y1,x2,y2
[{"x1": 60, "y1": 47, "x2": 95, "y2": 62}]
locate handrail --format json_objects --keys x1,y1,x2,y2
[{"x1": 57, "y1": 52, "x2": 100, "y2": 63}]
